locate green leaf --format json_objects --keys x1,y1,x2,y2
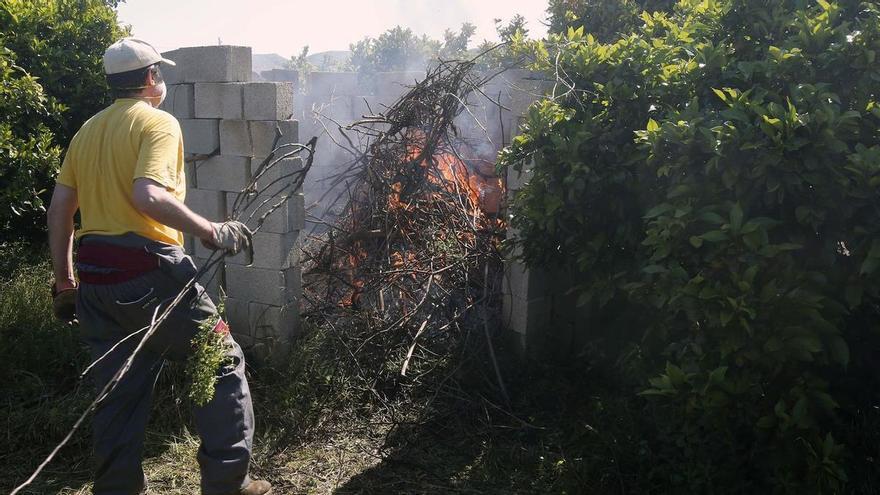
[
  {"x1": 845, "y1": 284, "x2": 863, "y2": 308},
  {"x1": 699, "y1": 211, "x2": 726, "y2": 225},
  {"x1": 828, "y1": 335, "x2": 850, "y2": 367},
  {"x1": 690, "y1": 236, "x2": 704, "y2": 248},
  {"x1": 730, "y1": 203, "x2": 743, "y2": 232},
  {"x1": 646, "y1": 118, "x2": 660, "y2": 132},
  {"x1": 700, "y1": 230, "x2": 727, "y2": 242}
]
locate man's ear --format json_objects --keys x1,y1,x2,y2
[{"x1": 145, "y1": 69, "x2": 155, "y2": 86}]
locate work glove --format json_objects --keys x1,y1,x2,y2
[
  {"x1": 202, "y1": 220, "x2": 254, "y2": 265},
  {"x1": 51, "y1": 282, "x2": 78, "y2": 323}
]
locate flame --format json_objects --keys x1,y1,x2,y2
[{"x1": 337, "y1": 131, "x2": 505, "y2": 308}]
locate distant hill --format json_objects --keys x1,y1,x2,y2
[
  {"x1": 307, "y1": 50, "x2": 351, "y2": 71},
  {"x1": 253, "y1": 51, "x2": 352, "y2": 74},
  {"x1": 253, "y1": 53, "x2": 289, "y2": 73}
]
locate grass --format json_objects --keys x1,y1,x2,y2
[
  {"x1": 0, "y1": 244, "x2": 614, "y2": 494},
  {"x1": 5, "y1": 244, "x2": 877, "y2": 494}
]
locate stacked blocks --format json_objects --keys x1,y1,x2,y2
[{"x1": 161, "y1": 46, "x2": 303, "y2": 359}]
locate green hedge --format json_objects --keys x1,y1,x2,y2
[
  {"x1": 501, "y1": 0, "x2": 880, "y2": 491},
  {"x1": 0, "y1": 0, "x2": 126, "y2": 238}
]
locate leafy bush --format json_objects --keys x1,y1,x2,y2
[
  {"x1": 546, "y1": 0, "x2": 676, "y2": 41},
  {"x1": 348, "y1": 24, "x2": 476, "y2": 74},
  {"x1": 0, "y1": 0, "x2": 126, "y2": 239},
  {"x1": 0, "y1": 47, "x2": 63, "y2": 235},
  {"x1": 501, "y1": 0, "x2": 880, "y2": 491}
]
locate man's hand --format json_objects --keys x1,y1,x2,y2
[
  {"x1": 201, "y1": 221, "x2": 254, "y2": 264},
  {"x1": 52, "y1": 279, "x2": 78, "y2": 323}
]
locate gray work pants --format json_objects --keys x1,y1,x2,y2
[{"x1": 76, "y1": 238, "x2": 254, "y2": 495}]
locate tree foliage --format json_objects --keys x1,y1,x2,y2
[
  {"x1": 348, "y1": 24, "x2": 476, "y2": 74},
  {"x1": 502, "y1": 0, "x2": 880, "y2": 491},
  {"x1": 0, "y1": 0, "x2": 126, "y2": 237},
  {"x1": 0, "y1": 47, "x2": 63, "y2": 234},
  {"x1": 547, "y1": 0, "x2": 676, "y2": 41}
]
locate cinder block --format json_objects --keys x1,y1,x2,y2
[
  {"x1": 223, "y1": 296, "x2": 251, "y2": 339},
  {"x1": 224, "y1": 264, "x2": 298, "y2": 306},
  {"x1": 243, "y1": 82, "x2": 294, "y2": 120},
  {"x1": 161, "y1": 46, "x2": 252, "y2": 84},
  {"x1": 227, "y1": 190, "x2": 304, "y2": 234},
  {"x1": 185, "y1": 161, "x2": 197, "y2": 188},
  {"x1": 308, "y1": 72, "x2": 359, "y2": 96},
  {"x1": 375, "y1": 71, "x2": 422, "y2": 100},
  {"x1": 194, "y1": 155, "x2": 251, "y2": 192},
  {"x1": 194, "y1": 83, "x2": 244, "y2": 119},
  {"x1": 350, "y1": 95, "x2": 383, "y2": 118},
  {"x1": 253, "y1": 157, "x2": 302, "y2": 190},
  {"x1": 180, "y1": 119, "x2": 220, "y2": 154},
  {"x1": 192, "y1": 255, "x2": 223, "y2": 300},
  {"x1": 226, "y1": 230, "x2": 300, "y2": 269},
  {"x1": 260, "y1": 69, "x2": 299, "y2": 82},
  {"x1": 185, "y1": 188, "x2": 225, "y2": 221},
  {"x1": 219, "y1": 120, "x2": 251, "y2": 156},
  {"x1": 194, "y1": 236, "x2": 214, "y2": 259},
  {"x1": 249, "y1": 301, "x2": 298, "y2": 341},
  {"x1": 249, "y1": 119, "x2": 298, "y2": 158},
  {"x1": 160, "y1": 84, "x2": 194, "y2": 118}
]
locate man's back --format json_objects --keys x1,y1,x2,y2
[{"x1": 58, "y1": 98, "x2": 185, "y2": 245}]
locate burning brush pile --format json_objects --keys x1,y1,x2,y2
[{"x1": 299, "y1": 56, "x2": 510, "y2": 424}]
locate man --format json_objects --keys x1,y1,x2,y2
[{"x1": 46, "y1": 38, "x2": 272, "y2": 495}]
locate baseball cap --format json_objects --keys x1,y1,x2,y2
[{"x1": 103, "y1": 38, "x2": 176, "y2": 75}]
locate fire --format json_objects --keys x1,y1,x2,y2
[
  {"x1": 336, "y1": 131, "x2": 505, "y2": 309},
  {"x1": 391, "y1": 131, "x2": 503, "y2": 217}
]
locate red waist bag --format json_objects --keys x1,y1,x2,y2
[{"x1": 77, "y1": 243, "x2": 160, "y2": 284}]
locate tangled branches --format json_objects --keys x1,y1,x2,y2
[{"x1": 301, "y1": 53, "x2": 510, "y2": 430}]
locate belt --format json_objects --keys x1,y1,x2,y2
[{"x1": 77, "y1": 243, "x2": 161, "y2": 284}]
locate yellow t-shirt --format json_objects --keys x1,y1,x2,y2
[{"x1": 57, "y1": 99, "x2": 186, "y2": 246}]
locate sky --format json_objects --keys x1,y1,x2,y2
[{"x1": 117, "y1": 0, "x2": 550, "y2": 57}]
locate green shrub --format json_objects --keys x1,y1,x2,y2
[
  {"x1": 0, "y1": 0, "x2": 127, "y2": 239},
  {"x1": 0, "y1": 47, "x2": 63, "y2": 236},
  {"x1": 546, "y1": 0, "x2": 677, "y2": 41},
  {"x1": 501, "y1": 0, "x2": 880, "y2": 491}
]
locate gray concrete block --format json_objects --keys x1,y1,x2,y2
[
  {"x1": 228, "y1": 190, "x2": 304, "y2": 233},
  {"x1": 308, "y1": 72, "x2": 359, "y2": 96},
  {"x1": 223, "y1": 296, "x2": 251, "y2": 339},
  {"x1": 249, "y1": 301, "x2": 298, "y2": 341},
  {"x1": 194, "y1": 236, "x2": 214, "y2": 259},
  {"x1": 192, "y1": 255, "x2": 223, "y2": 300},
  {"x1": 194, "y1": 83, "x2": 244, "y2": 119},
  {"x1": 226, "y1": 230, "x2": 300, "y2": 269},
  {"x1": 219, "y1": 120, "x2": 251, "y2": 156},
  {"x1": 185, "y1": 161, "x2": 197, "y2": 188},
  {"x1": 160, "y1": 84, "x2": 194, "y2": 118},
  {"x1": 253, "y1": 157, "x2": 302, "y2": 190},
  {"x1": 249, "y1": 119, "x2": 298, "y2": 158},
  {"x1": 161, "y1": 46, "x2": 252, "y2": 84},
  {"x1": 185, "y1": 188, "x2": 225, "y2": 221},
  {"x1": 260, "y1": 69, "x2": 299, "y2": 83},
  {"x1": 375, "y1": 71, "x2": 423, "y2": 100},
  {"x1": 180, "y1": 119, "x2": 220, "y2": 154},
  {"x1": 224, "y1": 264, "x2": 297, "y2": 306},
  {"x1": 243, "y1": 82, "x2": 294, "y2": 120},
  {"x1": 194, "y1": 155, "x2": 251, "y2": 192}
]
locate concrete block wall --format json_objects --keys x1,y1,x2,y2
[{"x1": 159, "y1": 45, "x2": 302, "y2": 358}]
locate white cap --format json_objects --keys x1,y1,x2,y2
[{"x1": 103, "y1": 38, "x2": 176, "y2": 75}]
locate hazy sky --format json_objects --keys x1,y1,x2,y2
[{"x1": 117, "y1": 0, "x2": 549, "y2": 57}]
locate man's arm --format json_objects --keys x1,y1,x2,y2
[
  {"x1": 47, "y1": 184, "x2": 78, "y2": 291},
  {"x1": 132, "y1": 178, "x2": 216, "y2": 241}
]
